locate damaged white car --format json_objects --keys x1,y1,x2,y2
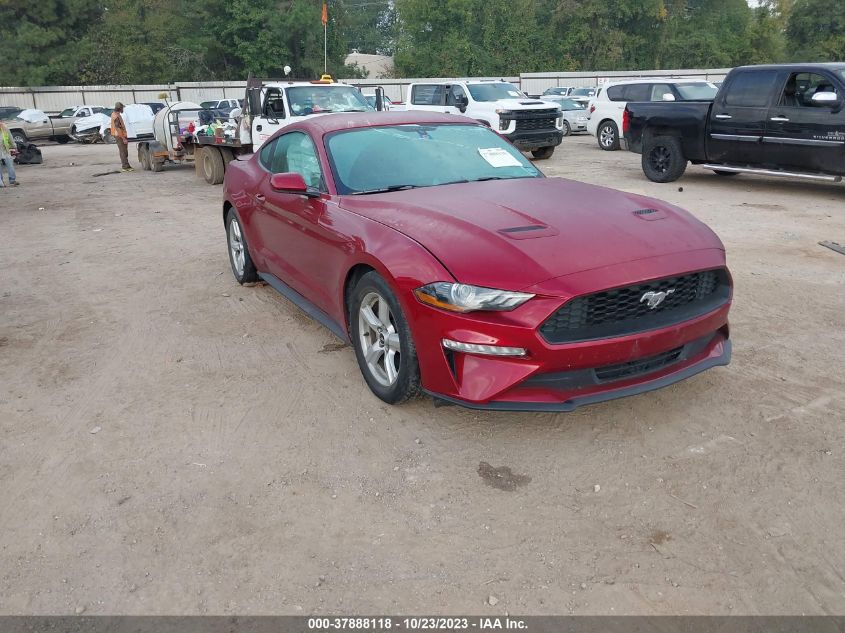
[{"x1": 71, "y1": 104, "x2": 155, "y2": 143}]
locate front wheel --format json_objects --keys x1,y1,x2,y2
[
  {"x1": 597, "y1": 120, "x2": 620, "y2": 151},
  {"x1": 226, "y1": 209, "x2": 258, "y2": 284},
  {"x1": 642, "y1": 135, "x2": 687, "y2": 183},
  {"x1": 531, "y1": 146, "x2": 555, "y2": 160},
  {"x1": 350, "y1": 272, "x2": 421, "y2": 404},
  {"x1": 11, "y1": 130, "x2": 27, "y2": 147},
  {"x1": 561, "y1": 121, "x2": 572, "y2": 137}
]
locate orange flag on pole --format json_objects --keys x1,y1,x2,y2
[{"x1": 321, "y1": 1, "x2": 328, "y2": 26}]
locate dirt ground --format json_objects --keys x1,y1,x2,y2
[{"x1": 1, "y1": 135, "x2": 843, "y2": 616}]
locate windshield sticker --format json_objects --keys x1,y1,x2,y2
[{"x1": 478, "y1": 147, "x2": 522, "y2": 168}]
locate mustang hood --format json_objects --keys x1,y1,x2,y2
[{"x1": 339, "y1": 178, "x2": 723, "y2": 290}]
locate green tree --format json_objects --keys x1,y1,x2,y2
[
  {"x1": 0, "y1": 0, "x2": 105, "y2": 85},
  {"x1": 787, "y1": 0, "x2": 845, "y2": 61}
]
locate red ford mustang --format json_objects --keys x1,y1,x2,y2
[{"x1": 222, "y1": 111, "x2": 731, "y2": 411}]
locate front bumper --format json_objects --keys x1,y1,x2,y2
[
  {"x1": 407, "y1": 252, "x2": 732, "y2": 412},
  {"x1": 427, "y1": 335, "x2": 730, "y2": 412},
  {"x1": 505, "y1": 129, "x2": 564, "y2": 150}
]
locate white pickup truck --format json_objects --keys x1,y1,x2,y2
[
  {"x1": 137, "y1": 77, "x2": 377, "y2": 184},
  {"x1": 404, "y1": 80, "x2": 564, "y2": 158}
]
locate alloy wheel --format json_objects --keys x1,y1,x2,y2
[
  {"x1": 229, "y1": 219, "x2": 245, "y2": 277},
  {"x1": 357, "y1": 291, "x2": 401, "y2": 387},
  {"x1": 648, "y1": 145, "x2": 672, "y2": 174},
  {"x1": 600, "y1": 125, "x2": 615, "y2": 148}
]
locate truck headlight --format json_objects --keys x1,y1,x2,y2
[{"x1": 415, "y1": 282, "x2": 534, "y2": 313}]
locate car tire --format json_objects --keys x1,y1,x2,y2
[
  {"x1": 531, "y1": 146, "x2": 555, "y2": 160},
  {"x1": 597, "y1": 120, "x2": 620, "y2": 151},
  {"x1": 102, "y1": 130, "x2": 116, "y2": 144},
  {"x1": 561, "y1": 121, "x2": 571, "y2": 137},
  {"x1": 138, "y1": 144, "x2": 151, "y2": 171},
  {"x1": 225, "y1": 208, "x2": 258, "y2": 284},
  {"x1": 10, "y1": 130, "x2": 27, "y2": 146},
  {"x1": 350, "y1": 271, "x2": 421, "y2": 405},
  {"x1": 202, "y1": 147, "x2": 225, "y2": 185},
  {"x1": 56, "y1": 135, "x2": 70, "y2": 144},
  {"x1": 714, "y1": 170, "x2": 739, "y2": 177},
  {"x1": 642, "y1": 135, "x2": 687, "y2": 183}
]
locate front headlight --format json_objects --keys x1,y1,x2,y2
[{"x1": 414, "y1": 282, "x2": 534, "y2": 313}]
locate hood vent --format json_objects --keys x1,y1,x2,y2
[
  {"x1": 633, "y1": 208, "x2": 667, "y2": 221},
  {"x1": 500, "y1": 225, "x2": 547, "y2": 233}
]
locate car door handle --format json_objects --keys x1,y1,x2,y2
[
  {"x1": 255, "y1": 194, "x2": 265, "y2": 203},
  {"x1": 256, "y1": 124, "x2": 262, "y2": 131},
  {"x1": 770, "y1": 116, "x2": 790, "y2": 122},
  {"x1": 715, "y1": 114, "x2": 732, "y2": 120}
]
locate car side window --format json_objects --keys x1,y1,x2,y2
[
  {"x1": 258, "y1": 138, "x2": 278, "y2": 171},
  {"x1": 606, "y1": 85, "x2": 625, "y2": 101},
  {"x1": 263, "y1": 132, "x2": 324, "y2": 191},
  {"x1": 623, "y1": 83, "x2": 650, "y2": 101},
  {"x1": 651, "y1": 84, "x2": 674, "y2": 101},
  {"x1": 411, "y1": 84, "x2": 445, "y2": 106},
  {"x1": 779, "y1": 72, "x2": 839, "y2": 107},
  {"x1": 263, "y1": 89, "x2": 286, "y2": 118},
  {"x1": 446, "y1": 85, "x2": 467, "y2": 106},
  {"x1": 724, "y1": 70, "x2": 779, "y2": 107}
]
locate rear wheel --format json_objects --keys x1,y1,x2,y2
[
  {"x1": 531, "y1": 146, "x2": 555, "y2": 160},
  {"x1": 138, "y1": 144, "x2": 151, "y2": 171},
  {"x1": 150, "y1": 156, "x2": 163, "y2": 172},
  {"x1": 597, "y1": 120, "x2": 620, "y2": 151},
  {"x1": 226, "y1": 208, "x2": 258, "y2": 284},
  {"x1": 350, "y1": 272, "x2": 421, "y2": 405},
  {"x1": 561, "y1": 120, "x2": 572, "y2": 137},
  {"x1": 642, "y1": 135, "x2": 687, "y2": 183},
  {"x1": 202, "y1": 147, "x2": 225, "y2": 185},
  {"x1": 11, "y1": 130, "x2": 27, "y2": 146}
]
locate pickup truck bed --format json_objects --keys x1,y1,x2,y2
[{"x1": 624, "y1": 63, "x2": 845, "y2": 184}]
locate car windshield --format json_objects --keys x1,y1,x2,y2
[
  {"x1": 327, "y1": 123, "x2": 542, "y2": 195},
  {"x1": 554, "y1": 98, "x2": 585, "y2": 110},
  {"x1": 675, "y1": 83, "x2": 719, "y2": 100},
  {"x1": 544, "y1": 88, "x2": 569, "y2": 95},
  {"x1": 467, "y1": 83, "x2": 524, "y2": 102},
  {"x1": 200, "y1": 101, "x2": 217, "y2": 109},
  {"x1": 570, "y1": 88, "x2": 595, "y2": 97},
  {"x1": 287, "y1": 86, "x2": 372, "y2": 116}
]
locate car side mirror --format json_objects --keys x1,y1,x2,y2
[
  {"x1": 811, "y1": 91, "x2": 840, "y2": 108},
  {"x1": 455, "y1": 95, "x2": 468, "y2": 112},
  {"x1": 662, "y1": 93, "x2": 676, "y2": 102},
  {"x1": 270, "y1": 172, "x2": 320, "y2": 198}
]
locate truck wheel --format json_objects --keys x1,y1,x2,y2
[
  {"x1": 714, "y1": 170, "x2": 739, "y2": 177},
  {"x1": 138, "y1": 144, "x2": 151, "y2": 171},
  {"x1": 642, "y1": 136, "x2": 687, "y2": 183},
  {"x1": 202, "y1": 147, "x2": 225, "y2": 185},
  {"x1": 11, "y1": 130, "x2": 27, "y2": 146},
  {"x1": 561, "y1": 121, "x2": 571, "y2": 137},
  {"x1": 531, "y1": 146, "x2": 555, "y2": 160},
  {"x1": 150, "y1": 157, "x2": 164, "y2": 173},
  {"x1": 597, "y1": 121, "x2": 620, "y2": 151}
]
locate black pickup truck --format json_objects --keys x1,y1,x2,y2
[{"x1": 624, "y1": 63, "x2": 845, "y2": 184}]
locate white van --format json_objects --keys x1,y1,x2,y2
[{"x1": 405, "y1": 80, "x2": 564, "y2": 159}]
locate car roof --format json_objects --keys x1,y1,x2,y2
[
  {"x1": 295, "y1": 111, "x2": 479, "y2": 135},
  {"x1": 263, "y1": 81, "x2": 355, "y2": 89},
  {"x1": 601, "y1": 78, "x2": 714, "y2": 87},
  {"x1": 732, "y1": 63, "x2": 845, "y2": 72}
]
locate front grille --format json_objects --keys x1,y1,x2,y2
[
  {"x1": 516, "y1": 117, "x2": 557, "y2": 131},
  {"x1": 594, "y1": 346, "x2": 683, "y2": 382},
  {"x1": 539, "y1": 269, "x2": 730, "y2": 344}
]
